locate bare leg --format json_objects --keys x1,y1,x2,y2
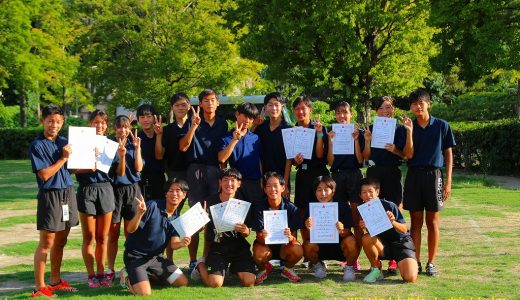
[
  {"x1": 95, "y1": 212, "x2": 112, "y2": 275},
  {"x1": 425, "y1": 211, "x2": 440, "y2": 264},
  {"x1": 50, "y1": 229, "x2": 70, "y2": 284},
  {"x1": 80, "y1": 213, "x2": 96, "y2": 276},
  {"x1": 252, "y1": 243, "x2": 272, "y2": 270},
  {"x1": 398, "y1": 258, "x2": 418, "y2": 283},
  {"x1": 107, "y1": 222, "x2": 121, "y2": 271},
  {"x1": 280, "y1": 243, "x2": 303, "y2": 268},
  {"x1": 409, "y1": 210, "x2": 424, "y2": 261},
  {"x1": 34, "y1": 230, "x2": 55, "y2": 289}
]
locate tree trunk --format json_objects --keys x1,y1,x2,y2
[
  {"x1": 19, "y1": 93, "x2": 27, "y2": 128},
  {"x1": 517, "y1": 79, "x2": 520, "y2": 119},
  {"x1": 356, "y1": 78, "x2": 372, "y2": 125}
]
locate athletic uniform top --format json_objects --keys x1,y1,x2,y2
[
  {"x1": 297, "y1": 121, "x2": 328, "y2": 171},
  {"x1": 255, "y1": 120, "x2": 292, "y2": 175},
  {"x1": 138, "y1": 131, "x2": 164, "y2": 178},
  {"x1": 304, "y1": 200, "x2": 354, "y2": 228},
  {"x1": 330, "y1": 128, "x2": 365, "y2": 172},
  {"x1": 29, "y1": 133, "x2": 73, "y2": 189},
  {"x1": 186, "y1": 115, "x2": 228, "y2": 166},
  {"x1": 374, "y1": 199, "x2": 409, "y2": 243},
  {"x1": 251, "y1": 197, "x2": 303, "y2": 232},
  {"x1": 219, "y1": 130, "x2": 261, "y2": 180},
  {"x1": 125, "y1": 200, "x2": 179, "y2": 257},
  {"x1": 369, "y1": 124, "x2": 406, "y2": 166},
  {"x1": 109, "y1": 136, "x2": 141, "y2": 186},
  {"x1": 407, "y1": 116, "x2": 456, "y2": 168},
  {"x1": 162, "y1": 120, "x2": 190, "y2": 172}
]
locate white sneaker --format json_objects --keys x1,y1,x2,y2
[
  {"x1": 312, "y1": 261, "x2": 327, "y2": 279},
  {"x1": 342, "y1": 265, "x2": 356, "y2": 281}
]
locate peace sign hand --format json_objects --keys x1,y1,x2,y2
[
  {"x1": 314, "y1": 114, "x2": 323, "y2": 134},
  {"x1": 233, "y1": 122, "x2": 245, "y2": 141},
  {"x1": 153, "y1": 115, "x2": 163, "y2": 135},
  {"x1": 135, "y1": 194, "x2": 147, "y2": 215},
  {"x1": 191, "y1": 106, "x2": 201, "y2": 126},
  {"x1": 130, "y1": 129, "x2": 141, "y2": 149},
  {"x1": 118, "y1": 138, "x2": 127, "y2": 158}
]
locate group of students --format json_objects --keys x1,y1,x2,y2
[{"x1": 28, "y1": 88, "x2": 455, "y2": 297}]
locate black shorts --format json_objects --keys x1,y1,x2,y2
[
  {"x1": 331, "y1": 169, "x2": 363, "y2": 204},
  {"x1": 206, "y1": 243, "x2": 256, "y2": 276},
  {"x1": 403, "y1": 167, "x2": 444, "y2": 212},
  {"x1": 380, "y1": 236, "x2": 416, "y2": 263},
  {"x1": 140, "y1": 172, "x2": 166, "y2": 201},
  {"x1": 37, "y1": 186, "x2": 79, "y2": 231},
  {"x1": 236, "y1": 179, "x2": 263, "y2": 207},
  {"x1": 366, "y1": 165, "x2": 402, "y2": 205},
  {"x1": 295, "y1": 166, "x2": 329, "y2": 209},
  {"x1": 76, "y1": 182, "x2": 115, "y2": 216},
  {"x1": 316, "y1": 243, "x2": 345, "y2": 261},
  {"x1": 186, "y1": 164, "x2": 220, "y2": 207},
  {"x1": 124, "y1": 252, "x2": 180, "y2": 286},
  {"x1": 112, "y1": 183, "x2": 142, "y2": 223}
]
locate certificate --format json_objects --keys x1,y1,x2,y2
[
  {"x1": 94, "y1": 136, "x2": 119, "y2": 174},
  {"x1": 220, "y1": 199, "x2": 251, "y2": 232},
  {"x1": 309, "y1": 202, "x2": 339, "y2": 244},
  {"x1": 209, "y1": 201, "x2": 229, "y2": 233},
  {"x1": 371, "y1": 117, "x2": 397, "y2": 149},
  {"x1": 293, "y1": 127, "x2": 315, "y2": 159},
  {"x1": 263, "y1": 210, "x2": 289, "y2": 244},
  {"x1": 331, "y1": 124, "x2": 354, "y2": 155},
  {"x1": 172, "y1": 202, "x2": 210, "y2": 238},
  {"x1": 281, "y1": 128, "x2": 296, "y2": 159},
  {"x1": 357, "y1": 198, "x2": 393, "y2": 236},
  {"x1": 67, "y1": 126, "x2": 97, "y2": 169}
]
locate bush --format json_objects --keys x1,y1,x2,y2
[
  {"x1": 0, "y1": 128, "x2": 42, "y2": 159},
  {"x1": 451, "y1": 119, "x2": 520, "y2": 175}
]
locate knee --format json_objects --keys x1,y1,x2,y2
[
  {"x1": 241, "y1": 274, "x2": 256, "y2": 287},
  {"x1": 402, "y1": 272, "x2": 418, "y2": 283},
  {"x1": 287, "y1": 243, "x2": 304, "y2": 259},
  {"x1": 95, "y1": 234, "x2": 106, "y2": 245},
  {"x1": 207, "y1": 280, "x2": 223, "y2": 288},
  {"x1": 361, "y1": 233, "x2": 372, "y2": 246},
  {"x1": 174, "y1": 275, "x2": 189, "y2": 287},
  {"x1": 53, "y1": 237, "x2": 68, "y2": 249}
]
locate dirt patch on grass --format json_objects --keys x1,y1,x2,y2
[{"x1": 0, "y1": 210, "x2": 33, "y2": 220}]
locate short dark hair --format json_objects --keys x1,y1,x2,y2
[
  {"x1": 236, "y1": 102, "x2": 259, "y2": 119},
  {"x1": 292, "y1": 95, "x2": 312, "y2": 109},
  {"x1": 220, "y1": 168, "x2": 242, "y2": 181},
  {"x1": 374, "y1": 96, "x2": 394, "y2": 110},
  {"x1": 114, "y1": 115, "x2": 131, "y2": 128},
  {"x1": 334, "y1": 101, "x2": 351, "y2": 113},
  {"x1": 408, "y1": 88, "x2": 430, "y2": 105},
  {"x1": 264, "y1": 92, "x2": 286, "y2": 106},
  {"x1": 199, "y1": 89, "x2": 218, "y2": 102},
  {"x1": 164, "y1": 178, "x2": 189, "y2": 194},
  {"x1": 136, "y1": 104, "x2": 157, "y2": 117},
  {"x1": 262, "y1": 171, "x2": 285, "y2": 187},
  {"x1": 170, "y1": 92, "x2": 190, "y2": 106},
  {"x1": 359, "y1": 177, "x2": 381, "y2": 191},
  {"x1": 42, "y1": 104, "x2": 63, "y2": 118},
  {"x1": 89, "y1": 109, "x2": 109, "y2": 123},
  {"x1": 313, "y1": 176, "x2": 336, "y2": 193}
]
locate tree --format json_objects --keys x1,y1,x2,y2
[
  {"x1": 429, "y1": 0, "x2": 520, "y2": 116},
  {"x1": 228, "y1": 0, "x2": 437, "y2": 123},
  {"x1": 75, "y1": 0, "x2": 264, "y2": 113}
]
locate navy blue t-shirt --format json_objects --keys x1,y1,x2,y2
[
  {"x1": 251, "y1": 197, "x2": 304, "y2": 232},
  {"x1": 330, "y1": 128, "x2": 365, "y2": 172},
  {"x1": 407, "y1": 116, "x2": 456, "y2": 168},
  {"x1": 219, "y1": 130, "x2": 261, "y2": 180},
  {"x1": 125, "y1": 200, "x2": 179, "y2": 257},
  {"x1": 29, "y1": 133, "x2": 73, "y2": 189},
  {"x1": 372, "y1": 199, "x2": 409, "y2": 243},
  {"x1": 109, "y1": 137, "x2": 141, "y2": 186},
  {"x1": 162, "y1": 121, "x2": 190, "y2": 172},
  {"x1": 76, "y1": 170, "x2": 111, "y2": 186},
  {"x1": 138, "y1": 131, "x2": 164, "y2": 177},
  {"x1": 304, "y1": 201, "x2": 354, "y2": 228},
  {"x1": 297, "y1": 121, "x2": 328, "y2": 171},
  {"x1": 369, "y1": 124, "x2": 406, "y2": 166},
  {"x1": 186, "y1": 115, "x2": 228, "y2": 166},
  {"x1": 255, "y1": 120, "x2": 292, "y2": 175}
]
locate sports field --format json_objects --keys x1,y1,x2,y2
[{"x1": 0, "y1": 160, "x2": 518, "y2": 299}]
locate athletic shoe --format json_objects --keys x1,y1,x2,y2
[
  {"x1": 104, "y1": 269, "x2": 115, "y2": 286},
  {"x1": 87, "y1": 276, "x2": 101, "y2": 288},
  {"x1": 417, "y1": 261, "x2": 423, "y2": 274},
  {"x1": 255, "y1": 261, "x2": 273, "y2": 285},
  {"x1": 190, "y1": 258, "x2": 205, "y2": 281},
  {"x1": 281, "y1": 267, "x2": 301, "y2": 282},
  {"x1": 387, "y1": 260, "x2": 398, "y2": 275},
  {"x1": 312, "y1": 261, "x2": 327, "y2": 279},
  {"x1": 353, "y1": 259, "x2": 361, "y2": 271},
  {"x1": 188, "y1": 261, "x2": 197, "y2": 274},
  {"x1": 48, "y1": 279, "x2": 78, "y2": 292},
  {"x1": 342, "y1": 265, "x2": 356, "y2": 281},
  {"x1": 363, "y1": 267, "x2": 384, "y2": 284},
  {"x1": 31, "y1": 286, "x2": 55, "y2": 298},
  {"x1": 120, "y1": 268, "x2": 129, "y2": 288},
  {"x1": 425, "y1": 263, "x2": 439, "y2": 277},
  {"x1": 98, "y1": 274, "x2": 112, "y2": 287}
]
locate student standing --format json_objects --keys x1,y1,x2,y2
[
  {"x1": 179, "y1": 89, "x2": 228, "y2": 273},
  {"x1": 403, "y1": 88, "x2": 455, "y2": 276},
  {"x1": 29, "y1": 105, "x2": 79, "y2": 297}
]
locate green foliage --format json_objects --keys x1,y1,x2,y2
[
  {"x1": 0, "y1": 128, "x2": 41, "y2": 159},
  {"x1": 0, "y1": 102, "x2": 19, "y2": 128},
  {"x1": 430, "y1": 92, "x2": 517, "y2": 121},
  {"x1": 451, "y1": 119, "x2": 520, "y2": 175}
]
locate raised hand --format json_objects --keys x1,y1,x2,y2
[
  {"x1": 232, "y1": 121, "x2": 246, "y2": 141},
  {"x1": 191, "y1": 106, "x2": 201, "y2": 126},
  {"x1": 328, "y1": 131, "x2": 336, "y2": 143},
  {"x1": 401, "y1": 115, "x2": 413, "y2": 132},
  {"x1": 386, "y1": 211, "x2": 396, "y2": 223},
  {"x1": 153, "y1": 115, "x2": 163, "y2": 135},
  {"x1": 62, "y1": 144, "x2": 72, "y2": 160},
  {"x1": 118, "y1": 138, "x2": 127, "y2": 157},
  {"x1": 135, "y1": 194, "x2": 147, "y2": 215},
  {"x1": 131, "y1": 129, "x2": 141, "y2": 149},
  {"x1": 181, "y1": 237, "x2": 191, "y2": 247},
  {"x1": 352, "y1": 125, "x2": 360, "y2": 141},
  {"x1": 364, "y1": 127, "x2": 372, "y2": 142},
  {"x1": 314, "y1": 114, "x2": 323, "y2": 133}
]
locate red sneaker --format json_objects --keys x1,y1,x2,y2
[
  {"x1": 48, "y1": 280, "x2": 78, "y2": 292},
  {"x1": 255, "y1": 261, "x2": 274, "y2": 285},
  {"x1": 387, "y1": 260, "x2": 398, "y2": 275},
  {"x1": 31, "y1": 286, "x2": 55, "y2": 298},
  {"x1": 281, "y1": 267, "x2": 301, "y2": 282}
]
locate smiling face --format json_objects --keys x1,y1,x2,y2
[
  {"x1": 335, "y1": 106, "x2": 352, "y2": 124},
  {"x1": 171, "y1": 99, "x2": 190, "y2": 120},
  {"x1": 293, "y1": 102, "x2": 311, "y2": 123},
  {"x1": 115, "y1": 122, "x2": 131, "y2": 139},
  {"x1": 266, "y1": 98, "x2": 283, "y2": 119},
  {"x1": 165, "y1": 183, "x2": 187, "y2": 207},
  {"x1": 264, "y1": 176, "x2": 285, "y2": 202},
  {"x1": 376, "y1": 100, "x2": 395, "y2": 118},
  {"x1": 359, "y1": 184, "x2": 380, "y2": 203},
  {"x1": 41, "y1": 114, "x2": 64, "y2": 139},
  {"x1": 315, "y1": 182, "x2": 335, "y2": 203},
  {"x1": 219, "y1": 176, "x2": 241, "y2": 196},
  {"x1": 89, "y1": 115, "x2": 108, "y2": 136}
]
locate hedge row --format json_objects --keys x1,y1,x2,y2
[{"x1": 2, "y1": 119, "x2": 520, "y2": 175}]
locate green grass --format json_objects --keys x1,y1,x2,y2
[
  {"x1": 0, "y1": 160, "x2": 518, "y2": 299},
  {"x1": 0, "y1": 215, "x2": 36, "y2": 228}
]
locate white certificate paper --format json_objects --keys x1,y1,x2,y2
[
  {"x1": 281, "y1": 128, "x2": 296, "y2": 159},
  {"x1": 293, "y1": 127, "x2": 315, "y2": 160},
  {"x1": 371, "y1": 117, "x2": 397, "y2": 149},
  {"x1": 172, "y1": 202, "x2": 210, "y2": 238},
  {"x1": 309, "y1": 202, "x2": 339, "y2": 244},
  {"x1": 331, "y1": 123, "x2": 354, "y2": 155},
  {"x1": 357, "y1": 198, "x2": 393, "y2": 236},
  {"x1": 67, "y1": 126, "x2": 97, "y2": 169},
  {"x1": 263, "y1": 210, "x2": 289, "y2": 244},
  {"x1": 210, "y1": 201, "x2": 229, "y2": 233},
  {"x1": 220, "y1": 199, "x2": 251, "y2": 231},
  {"x1": 94, "y1": 136, "x2": 119, "y2": 174}
]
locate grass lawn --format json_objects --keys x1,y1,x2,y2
[{"x1": 0, "y1": 160, "x2": 518, "y2": 299}]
